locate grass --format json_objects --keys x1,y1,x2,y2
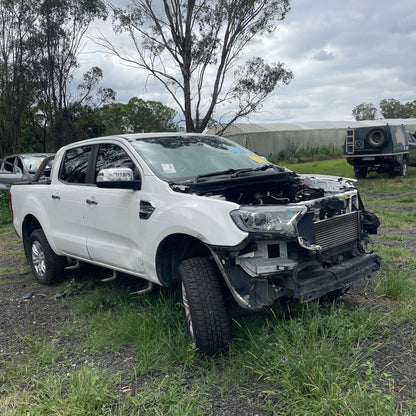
[
  {"x1": 1, "y1": 289, "x2": 394, "y2": 415},
  {"x1": 1, "y1": 162, "x2": 416, "y2": 414},
  {"x1": 284, "y1": 158, "x2": 355, "y2": 178}
]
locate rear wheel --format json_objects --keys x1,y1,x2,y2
[
  {"x1": 391, "y1": 159, "x2": 408, "y2": 177},
  {"x1": 27, "y1": 229, "x2": 66, "y2": 285},
  {"x1": 399, "y1": 159, "x2": 408, "y2": 177},
  {"x1": 354, "y1": 167, "x2": 368, "y2": 179},
  {"x1": 179, "y1": 257, "x2": 230, "y2": 354}
]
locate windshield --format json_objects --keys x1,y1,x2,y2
[
  {"x1": 22, "y1": 155, "x2": 51, "y2": 172},
  {"x1": 131, "y1": 135, "x2": 271, "y2": 181}
]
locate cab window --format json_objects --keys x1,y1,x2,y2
[
  {"x1": 59, "y1": 146, "x2": 92, "y2": 184},
  {"x1": 94, "y1": 144, "x2": 138, "y2": 182}
]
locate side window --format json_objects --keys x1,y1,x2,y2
[
  {"x1": 95, "y1": 144, "x2": 137, "y2": 182},
  {"x1": 4, "y1": 157, "x2": 15, "y2": 172},
  {"x1": 59, "y1": 146, "x2": 92, "y2": 184}
]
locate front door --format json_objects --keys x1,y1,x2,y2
[{"x1": 83, "y1": 143, "x2": 144, "y2": 274}]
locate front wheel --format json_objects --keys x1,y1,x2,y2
[
  {"x1": 179, "y1": 257, "x2": 230, "y2": 354},
  {"x1": 27, "y1": 229, "x2": 66, "y2": 285}
]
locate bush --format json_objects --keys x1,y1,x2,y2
[
  {"x1": 269, "y1": 144, "x2": 343, "y2": 164},
  {"x1": 0, "y1": 188, "x2": 12, "y2": 225}
]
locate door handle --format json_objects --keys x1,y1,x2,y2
[
  {"x1": 86, "y1": 199, "x2": 98, "y2": 205},
  {"x1": 51, "y1": 194, "x2": 60, "y2": 200}
]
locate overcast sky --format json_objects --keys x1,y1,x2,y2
[{"x1": 77, "y1": 0, "x2": 416, "y2": 124}]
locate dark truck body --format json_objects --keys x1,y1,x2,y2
[{"x1": 344, "y1": 124, "x2": 416, "y2": 178}]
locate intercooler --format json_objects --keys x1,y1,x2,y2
[{"x1": 314, "y1": 211, "x2": 361, "y2": 252}]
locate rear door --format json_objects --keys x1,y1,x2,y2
[{"x1": 47, "y1": 145, "x2": 92, "y2": 258}]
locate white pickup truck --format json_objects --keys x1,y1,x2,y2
[{"x1": 10, "y1": 133, "x2": 381, "y2": 354}]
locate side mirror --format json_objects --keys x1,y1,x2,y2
[{"x1": 96, "y1": 167, "x2": 141, "y2": 190}]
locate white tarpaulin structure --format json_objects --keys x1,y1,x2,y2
[{"x1": 209, "y1": 119, "x2": 416, "y2": 157}]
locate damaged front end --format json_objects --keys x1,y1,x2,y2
[{"x1": 205, "y1": 173, "x2": 381, "y2": 309}]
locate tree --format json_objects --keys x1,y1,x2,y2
[
  {"x1": 352, "y1": 102, "x2": 378, "y2": 121},
  {"x1": 0, "y1": 0, "x2": 108, "y2": 154},
  {"x1": 125, "y1": 97, "x2": 178, "y2": 132},
  {"x1": 98, "y1": 97, "x2": 178, "y2": 135},
  {"x1": 30, "y1": 0, "x2": 107, "y2": 150},
  {"x1": 0, "y1": 0, "x2": 38, "y2": 155},
  {"x1": 100, "y1": 0, "x2": 293, "y2": 133},
  {"x1": 380, "y1": 98, "x2": 414, "y2": 118},
  {"x1": 380, "y1": 98, "x2": 405, "y2": 118},
  {"x1": 404, "y1": 100, "x2": 416, "y2": 118},
  {"x1": 352, "y1": 99, "x2": 416, "y2": 122}
]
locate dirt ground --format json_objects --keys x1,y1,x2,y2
[{"x1": 1, "y1": 216, "x2": 416, "y2": 414}]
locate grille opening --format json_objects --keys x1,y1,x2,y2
[{"x1": 268, "y1": 244, "x2": 281, "y2": 258}]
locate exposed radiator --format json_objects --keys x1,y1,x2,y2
[{"x1": 314, "y1": 211, "x2": 360, "y2": 251}]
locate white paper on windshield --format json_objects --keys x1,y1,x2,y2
[{"x1": 161, "y1": 163, "x2": 177, "y2": 173}]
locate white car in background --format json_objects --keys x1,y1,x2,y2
[{"x1": 0, "y1": 153, "x2": 54, "y2": 186}]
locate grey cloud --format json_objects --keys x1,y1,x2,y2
[
  {"x1": 312, "y1": 50, "x2": 335, "y2": 61},
  {"x1": 72, "y1": 0, "x2": 416, "y2": 123}
]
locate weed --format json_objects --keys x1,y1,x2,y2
[
  {"x1": 16, "y1": 367, "x2": 116, "y2": 415},
  {"x1": 376, "y1": 267, "x2": 416, "y2": 301},
  {"x1": 381, "y1": 234, "x2": 414, "y2": 242}
]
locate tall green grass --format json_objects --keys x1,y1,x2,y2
[
  {"x1": 0, "y1": 189, "x2": 12, "y2": 226},
  {"x1": 284, "y1": 158, "x2": 355, "y2": 178}
]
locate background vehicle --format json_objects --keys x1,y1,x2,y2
[
  {"x1": 344, "y1": 124, "x2": 416, "y2": 178},
  {"x1": 0, "y1": 153, "x2": 54, "y2": 185},
  {"x1": 10, "y1": 133, "x2": 380, "y2": 354}
]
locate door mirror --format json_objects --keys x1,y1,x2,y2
[{"x1": 96, "y1": 168, "x2": 141, "y2": 190}]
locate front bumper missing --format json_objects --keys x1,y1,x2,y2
[
  {"x1": 291, "y1": 252, "x2": 381, "y2": 302},
  {"x1": 213, "y1": 251, "x2": 381, "y2": 309}
]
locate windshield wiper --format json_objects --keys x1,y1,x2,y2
[
  {"x1": 232, "y1": 164, "x2": 277, "y2": 176},
  {"x1": 195, "y1": 168, "x2": 237, "y2": 182},
  {"x1": 195, "y1": 164, "x2": 277, "y2": 183}
]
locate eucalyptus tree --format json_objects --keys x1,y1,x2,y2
[
  {"x1": 98, "y1": 97, "x2": 178, "y2": 135},
  {"x1": 0, "y1": 0, "x2": 37, "y2": 154},
  {"x1": 379, "y1": 98, "x2": 414, "y2": 119},
  {"x1": 100, "y1": 0, "x2": 293, "y2": 133},
  {"x1": 352, "y1": 102, "x2": 378, "y2": 121},
  {"x1": 31, "y1": 0, "x2": 107, "y2": 149}
]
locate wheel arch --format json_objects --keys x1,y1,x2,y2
[
  {"x1": 155, "y1": 233, "x2": 211, "y2": 286},
  {"x1": 22, "y1": 214, "x2": 43, "y2": 257}
]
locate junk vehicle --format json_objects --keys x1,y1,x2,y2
[
  {"x1": 0, "y1": 153, "x2": 54, "y2": 186},
  {"x1": 10, "y1": 133, "x2": 381, "y2": 354},
  {"x1": 344, "y1": 124, "x2": 416, "y2": 179}
]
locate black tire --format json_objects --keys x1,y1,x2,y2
[
  {"x1": 354, "y1": 167, "x2": 368, "y2": 179},
  {"x1": 178, "y1": 257, "x2": 230, "y2": 355},
  {"x1": 27, "y1": 229, "x2": 66, "y2": 285},
  {"x1": 399, "y1": 159, "x2": 408, "y2": 177},
  {"x1": 366, "y1": 129, "x2": 388, "y2": 149}
]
